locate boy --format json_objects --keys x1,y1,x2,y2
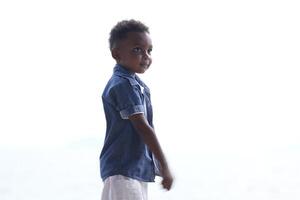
[{"x1": 100, "y1": 19, "x2": 174, "y2": 200}]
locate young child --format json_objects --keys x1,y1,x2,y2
[{"x1": 100, "y1": 19, "x2": 174, "y2": 200}]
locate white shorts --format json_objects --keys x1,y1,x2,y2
[{"x1": 101, "y1": 175, "x2": 148, "y2": 200}]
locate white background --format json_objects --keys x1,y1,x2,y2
[{"x1": 1, "y1": 0, "x2": 300, "y2": 199}]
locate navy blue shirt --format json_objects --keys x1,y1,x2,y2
[{"x1": 100, "y1": 64, "x2": 157, "y2": 182}]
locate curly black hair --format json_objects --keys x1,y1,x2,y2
[{"x1": 109, "y1": 19, "x2": 149, "y2": 50}]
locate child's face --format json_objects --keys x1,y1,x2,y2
[{"x1": 113, "y1": 32, "x2": 153, "y2": 74}]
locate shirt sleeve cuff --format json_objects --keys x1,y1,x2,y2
[{"x1": 120, "y1": 105, "x2": 144, "y2": 119}]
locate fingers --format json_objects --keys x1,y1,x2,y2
[
  {"x1": 160, "y1": 168, "x2": 174, "y2": 191},
  {"x1": 161, "y1": 177, "x2": 173, "y2": 191}
]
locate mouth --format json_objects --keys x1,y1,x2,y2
[{"x1": 140, "y1": 63, "x2": 150, "y2": 69}]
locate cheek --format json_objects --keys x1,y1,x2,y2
[
  {"x1": 128, "y1": 52, "x2": 138, "y2": 57},
  {"x1": 132, "y1": 54, "x2": 143, "y2": 61}
]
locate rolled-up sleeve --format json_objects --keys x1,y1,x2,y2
[{"x1": 111, "y1": 81, "x2": 144, "y2": 119}]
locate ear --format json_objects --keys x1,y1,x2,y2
[{"x1": 111, "y1": 48, "x2": 120, "y2": 62}]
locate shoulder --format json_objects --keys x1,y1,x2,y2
[
  {"x1": 107, "y1": 75, "x2": 128, "y2": 87},
  {"x1": 103, "y1": 75, "x2": 136, "y2": 98},
  {"x1": 109, "y1": 75, "x2": 134, "y2": 91}
]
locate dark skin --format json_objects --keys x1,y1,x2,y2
[
  {"x1": 129, "y1": 113, "x2": 173, "y2": 190},
  {"x1": 111, "y1": 31, "x2": 174, "y2": 190}
]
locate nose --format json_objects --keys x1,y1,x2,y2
[{"x1": 142, "y1": 50, "x2": 151, "y2": 60}]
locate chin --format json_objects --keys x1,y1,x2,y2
[
  {"x1": 137, "y1": 70, "x2": 146, "y2": 74},
  {"x1": 135, "y1": 67, "x2": 146, "y2": 74},
  {"x1": 140, "y1": 66, "x2": 150, "y2": 73}
]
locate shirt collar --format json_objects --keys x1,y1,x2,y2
[
  {"x1": 113, "y1": 64, "x2": 149, "y2": 91},
  {"x1": 113, "y1": 64, "x2": 136, "y2": 78},
  {"x1": 113, "y1": 64, "x2": 139, "y2": 86}
]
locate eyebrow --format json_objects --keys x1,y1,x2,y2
[{"x1": 132, "y1": 43, "x2": 153, "y2": 48}]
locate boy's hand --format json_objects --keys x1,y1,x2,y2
[{"x1": 161, "y1": 168, "x2": 174, "y2": 190}]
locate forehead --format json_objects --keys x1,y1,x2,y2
[{"x1": 122, "y1": 32, "x2": 152, "y2": 47}]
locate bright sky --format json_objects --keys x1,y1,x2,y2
[{"x1": 0, "y1": 0, "x2": 299, "y2": 155}]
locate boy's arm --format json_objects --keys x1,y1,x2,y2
[{"x1": 129, "y1": 113, "x2": 173, "y2": 190}]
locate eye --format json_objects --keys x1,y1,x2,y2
[
  {"x1": 147, "y1": 48, "x2": 152, "y2": 55},
  {"x1": 132, "y1": 47, "x2": 142, "y2": 53}
]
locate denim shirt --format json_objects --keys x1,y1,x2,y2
[{"x1": 100, "y1": 64, "x2": 156, "y2": 182}]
